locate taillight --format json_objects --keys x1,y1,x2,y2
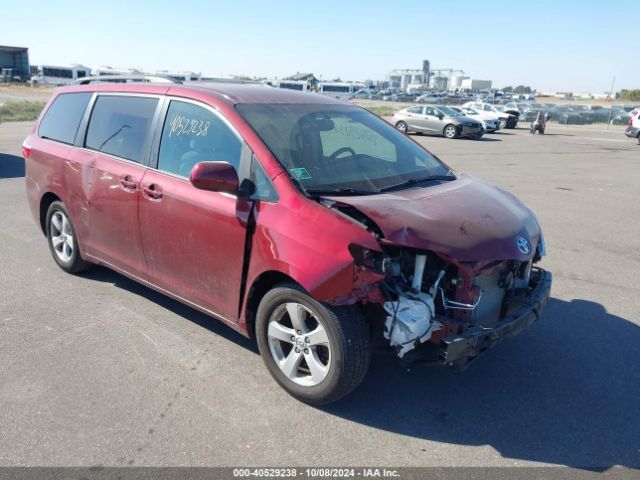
[
  {"x1": 629, "y1": 118, "x2": 634, "y2": 126},
  {"x1": 21, "y1": 143, "x2": 31, "y2": 159}
]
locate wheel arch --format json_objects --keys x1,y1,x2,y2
[
  {"x1": 443, "y1": 123, "x2": 457, "y2": 135},
  {"x1": 243, "y1": 270, "x2": 303, "y2": 339},
  {"x1": 39, "y1": 192, "x2": 61, "y2": 235}
]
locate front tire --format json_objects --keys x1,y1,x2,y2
[
  {"x1": 443, "y1": 124, "x2": 457, "y2": 139},
  {"x1": 395, "y1": 121, "x2": 408, "y2": 134},
  {"x1": 45, "y1": 201, "x2": 91, "y2": 273},
  {"x1": 499, "y1": 118, "x2": 508, "y2": 129},
  {"x1": 256, "y1": 283, "x2": 371, "y2": 405}
]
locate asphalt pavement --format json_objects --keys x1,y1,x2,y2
[{"x1": 0, "y1": 121, "x2": 638, "y2": 469}]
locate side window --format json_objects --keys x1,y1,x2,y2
[
  {"x1": 406, "y1": 106, "x2": 423, "y2": 114},
  {"x1": 157, "y1": 101, "x2": 242, "y2": 178},
  {"x1": 38, "y1": 92, "x2": 92, "y2": 145},
  {"x1": 85, "y1": 96, "x2": 158, "y2": 163},
  {"x1": 425, "y1": 107, "x2": 437, "y2": 116}
]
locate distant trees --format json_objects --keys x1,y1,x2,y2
[
  {"x1": 513, "y1": 85, "x2": 533, "y2": 94},
  {"x1": 618, "y1": 89, "x2": 640, "y2": 101},
  {"x1": 503, "y1": 86, "x2": 513, "y2": 92}
]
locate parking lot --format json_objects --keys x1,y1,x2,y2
[{"x1": 0, "y1": 120, "x2": 638, "y2": 468}]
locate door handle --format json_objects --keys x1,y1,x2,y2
[
  {"x1": 142, "y1": 183, "x2": 163, "y2": 200},
  {"x1": 119, "y1": 175, "x2": 137, "y2": 190}
]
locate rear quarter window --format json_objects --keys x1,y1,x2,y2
[{"x1": 38, "y1": 92, "x2": 92, "y2": 145}]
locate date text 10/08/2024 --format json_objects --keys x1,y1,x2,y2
[{"x1": 232, "y1": 468, "x2": 401, "y2": 478}]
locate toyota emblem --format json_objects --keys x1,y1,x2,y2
[{"x1": 516, "y1": 236, "x2": 531, "y2": 255}]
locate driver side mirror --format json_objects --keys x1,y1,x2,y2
[
  {"x1": 437, "y1": 114, "x2": 444, "y2": 120},
  {"x1": 190, "y1": 161, "x2": 239, "y2": 193}
]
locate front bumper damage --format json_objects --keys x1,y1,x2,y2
[{"x1": 440, "y1": 268, "x2": 552, "y2": 365}]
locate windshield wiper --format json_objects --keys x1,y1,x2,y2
[
  {"x1": 305, "y1": 187, "x2": 378, "y2": 196},
  {"x1": 379, "y1": 174, "x2": 456, "y2": 192}
]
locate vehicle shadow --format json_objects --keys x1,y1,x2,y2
[
  {"x1": 325, "y1": 297, "x2": 640, "y2": 469},
  {"x1": 0, "y1": 153, "x2": 25, "y2": 179},
  {"x1": 77, "y1": 266, "x2": 258, "y2": 353},
  {"x1": 472, "y1": 137, "x2": 501, "y2": 142}
]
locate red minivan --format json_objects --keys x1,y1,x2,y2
[{"x1": 24, "y1": 83, "x2": 552, "y2": 404}]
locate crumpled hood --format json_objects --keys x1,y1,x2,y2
[{"x1": 327, "y1": 175, "x2": 540, "y2": 262}]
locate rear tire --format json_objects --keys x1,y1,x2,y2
[
  {"x1": 256, "y1": 283, "x2": 371, "y2": 405},
  {"x1": 499, "y1": 119, "x2": 508, "y2": 129},
  {"x1": 443, "y1": 124, "x2": 457, "y2": 139},
  {"x1": 395, "y1": 121, "x2": 408, "y2": 134},
  {"x1": 45, "y1": 201, "x2": 92, "y2": 273}
]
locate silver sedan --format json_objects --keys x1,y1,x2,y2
[{"x1": 392, "y1": 105, "x2": 484, "y2": 139}]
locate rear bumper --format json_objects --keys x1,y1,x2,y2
[
  {"x1": 439, "y1": 268, "x2": 552, "y2": 365},
  {"x1": 625, "y1": 126, "x2": 639, "y2": 138}
]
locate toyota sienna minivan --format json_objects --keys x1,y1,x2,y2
[{"x1": 24, "y1": 83, "x2": 552, "y2": 405}]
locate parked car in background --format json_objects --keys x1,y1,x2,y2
[
  {"x1": 519, "y1": 104, "x2": 546, "y2": 123},
  {"x1": 463, "y1": 102, "x2": 518, "y2": 129},
  {"x1": 352, "y1": 88, "x2": 376, "y2": 99},
  {"x1": 450, "y1": 106, "x2": 501, "y2": 132},
  {"x1": 625, "y1": 110, "x2": 640, "y2": 144},
  {"x1": 611, "y1": 108, "x2": 632, "y2": 125},
  {"x1": 23, "y1": 83, "x2": 551, "y2": 404},
  {"x1": 393, "y1": 105, "x2": 484, "y2": 139},
  {"x1": 500, "y1": 102, "x2": 522, "y2": 120},
  {"x1": 415, "y1": 92, "x2": 446, "y2": 104},
  {"x1": 388, "y1": 93, "x2": 416, "y2": 102}
]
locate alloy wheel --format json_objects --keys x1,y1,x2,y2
[
  {"x1": 267, "y1": 302, "x2": 331, "y2": 386},
  {"x1": 50, "y1": 211, "x2": 74, "y2": 262},
  {"x1": 444, "y1": 126, "x2": 457, "y2": 138}
]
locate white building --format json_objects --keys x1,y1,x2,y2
[
  {"x1": 450, "y1": 74, "x2": 469, "y2": 90},
  {"x1": 386, "y1": 69, "x2": 425, "y2": 90},
  {"x1": 461, "y1": 79, "x2": 492, "y2": 91}
]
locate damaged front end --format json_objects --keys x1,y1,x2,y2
[
  {"x1": 322, "y1": 175, "x2": 553, "y2": 367},
  {"x1": 373, "y1": 245, "x2": 551, "y2": 367}
]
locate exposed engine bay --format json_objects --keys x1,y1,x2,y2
[{"x1": 376, "y1": 246, "x2": 543, "y2": 360}]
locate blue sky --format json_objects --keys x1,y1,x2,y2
[{"x1": 3, "y1": 0, "x2": 637, "y2": 92}]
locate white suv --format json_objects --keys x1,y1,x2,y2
[
  {"x1": 463, "y1": 102, "x2": 518, "y2": 129},
  {"x1": 625, "y1": 110, "x2": 640, "y2": 144}
]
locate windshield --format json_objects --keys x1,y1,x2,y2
[
  {"x1": 237, "y1": 103, "x2": 451, "y2": 194},
  {"x1": 437, "y1": 106, "x2": 463, "y2": 116},
  {"x1": 462, "y1": 108, "x2": 479, "y2": 115}
]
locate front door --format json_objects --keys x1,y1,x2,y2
[
  {"x1": 139, "y1": 99, "x2": 250, "y2": 321},
  {"x1": 424, "y1": 106, "x2": 442, "y2": 133}
]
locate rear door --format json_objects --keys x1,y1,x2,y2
[
  {"x1": 79, "y1": 94, "x2": 161, "y2": 279},
  {"x1": 403, "y1": 106, "x2": 427, "y2": 131},
  {"x1": 138, "y1": 98, "x2": 252, "y2": 321}
]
